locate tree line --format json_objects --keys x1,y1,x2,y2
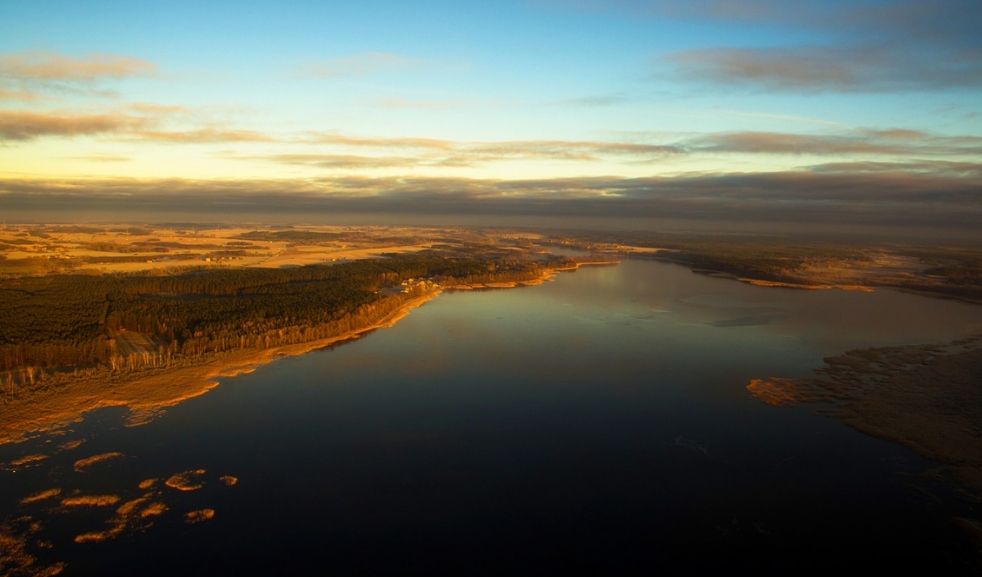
[{"x1": 0, "y1": 255, "x2": 562, "y2": 383}]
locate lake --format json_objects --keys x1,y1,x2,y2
[{"x1": 3, "y1": 259, "x2": 982, "y2": 574}]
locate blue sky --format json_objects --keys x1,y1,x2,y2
[{"x1": 1, "y1": 0, "x2": 980, "y2": 235}]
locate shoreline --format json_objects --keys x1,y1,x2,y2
[
  {"x1": 737, "y1": 278, "x2": 874, "y2": 292},
  {"x1": 443, "y1": 260, "x2": 619, "y2": 290},
  {"x1": 0, "y1": 291, "x2": 442, "y2": 448},
  {"x1": 0, "y1": 263, "x2": 597, "y2": 449},
  {"x1": 747, "y1": 334, "x2": 982, "y2": 497},
  {"x1": 689, "y1": 268, "x2": 875, "y2": 292}
]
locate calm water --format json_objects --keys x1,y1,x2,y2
[{"x1": 4, "y1": 260, "x2": 982, "y2": 574}]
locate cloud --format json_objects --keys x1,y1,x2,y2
[
  {"x1": 292, "y1": 129, "x2": 981, "y2": 170},
  {"x1": 562, "y1": 0, "x2": 982, "y2": 38},
  {"x1": 0, "y1": 110, "x2": 148, "y2": 141},
  {"x1": 264, "y1": 154, "x2": 422, "y2": 169},
  {"x1": 466, "y1": 140, "x2": 680, "y2": 161},
  {"x1": 2, "y1": 162, "x2": 979, "y2": 235},
  {"x1": 302, "y1": 52, "x2": 424, "y2": 78},
  {"x1": 833, "y1": 1, "x2": 982, "y2": 46},
  {"x1": 861, "y1": 129, "x2": 927, "y2": 140},
  {"x1": 666, "y1": 44, "x2": 982, "y2": 92},
  {"x1": 135, "y1": 128, "x2": 275, "y2": 143},
  {"x1": 807, "y1": 160, "x2": 982, "y2": 178},
  {"x1": 0, "y1": 89, "x2": 40, "y2": 101},
  {"x1": 618, "y1": 1, "x2": 982, "y2": 92},
  {"x1": 686, "y1": 130, "x2": 982, "y2": 157},
  {"x1": 127, "y1": 103, "x2": 189, "y2": 115},
  {"x1": 221, "y1": 128, "x2": 982, "y2": 173},
  {"x1": 0, "y1": 51, "x2": 157, "y2": 102},
  {"x1": 0, "y1": 51, "x2": 157, "y2": 82},
  {"x1": 0, "y1": 104, "x2": 279, "y2": 144},
  {"x1": 262, "y1": 140, "x2": 678, "y2": 169},
  {"x1": 303, "y1": 132, "x2": 453, "y2": 150},
  {"x1": 295, "y1": 133, "x2": 681, "y2": 166},
  {"x1": 597, "y1": 0, "x2": 804, "y2": 22}
]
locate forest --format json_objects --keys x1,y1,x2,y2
[{"x1": 0, "y1": 254, "x2": 562, "y2": 386}]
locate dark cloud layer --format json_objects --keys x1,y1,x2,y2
[{"x1": 3, "y1": 167, "x2": 979, "y2": 238}]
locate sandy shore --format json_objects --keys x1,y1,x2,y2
[
  {"x1": 0, "y1": 291, "x2": 441, "y2": 447},
  {"x1": 738, "y1": 278, "x2": 875, "y2": 292},
  {"x1": 693, "y1": 269, "x2": 875, "y2": 292}
]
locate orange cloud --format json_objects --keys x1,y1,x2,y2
[
  {"x1": 303, "y1": 132, "x2": 453, "y2": 150},
  {"x1": 0, "y1": 101, "x2": 280, "y2": 143},
  {"x1": 0, "y1": 89, "x2": 40, "y2": 101},
  {"x1": 135, "y1": 128, "x2": 275, "y2": 143},
  {"x1": 0, "y1": 51, "x2": 157, "y2": 82},
  {"x1": 128, "y1": 103, "x2": 189, "y2": 115}
]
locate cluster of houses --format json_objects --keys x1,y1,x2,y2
[{"x1": 399, "y1": 277, "x2": 440, "y2": 293}]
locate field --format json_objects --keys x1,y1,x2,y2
[{"x1": 0, "y1": 224, "x2": 550, "y2": 276}]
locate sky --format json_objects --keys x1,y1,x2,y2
[{"x1": 1, "y1": 0, "x2": 980, "y2": 238}]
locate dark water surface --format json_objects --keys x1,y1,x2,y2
[{"x1": 4, "y1": 260, "x2": 982, "y2": 574}]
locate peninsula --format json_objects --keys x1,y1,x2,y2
[{"x1": 0, "y1": 224, "x2": 614, "y2": 446}]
